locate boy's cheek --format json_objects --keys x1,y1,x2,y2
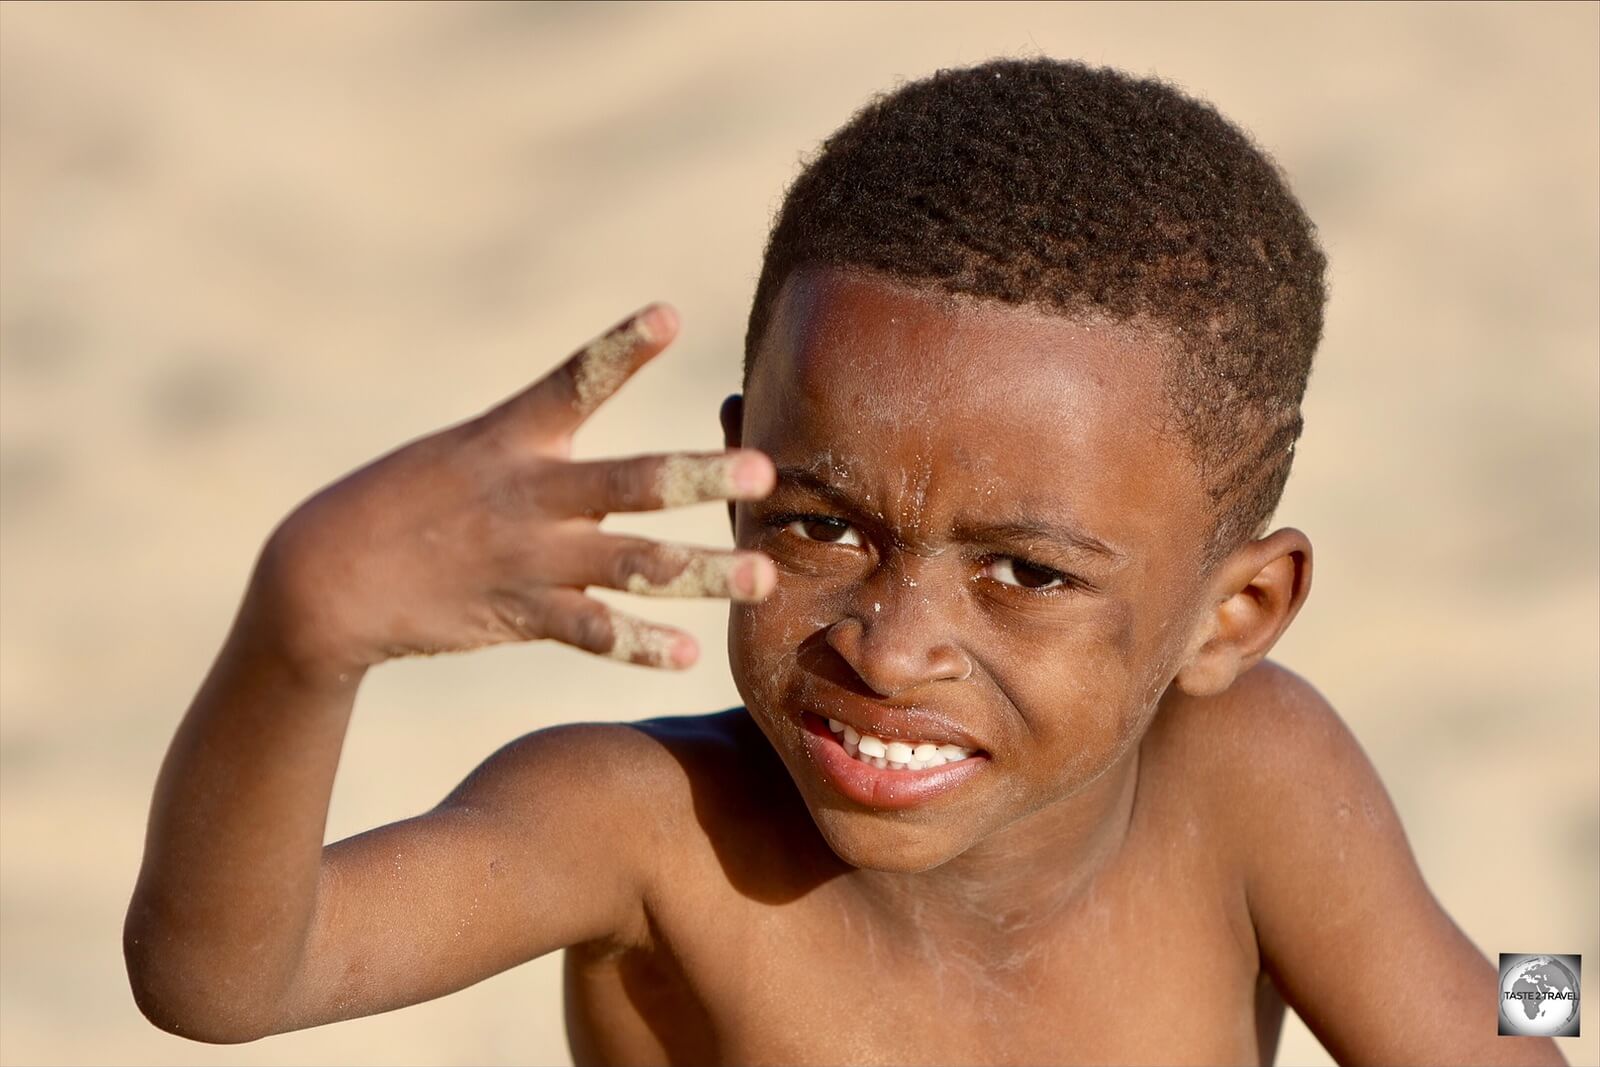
[
  {"x1": 992, "y1": 658, "x2": 1154, "y2": 784},
  {"x1": 727, "y1": 585, "x2": 830, "y2": 713}
]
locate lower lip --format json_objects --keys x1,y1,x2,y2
[{"x1": 798, "y1": 713, "x2": 989, "y2": 811}]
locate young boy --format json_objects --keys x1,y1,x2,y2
[{"x1": 124, "y1": 59, "x2": 1565, "y2": 1065}]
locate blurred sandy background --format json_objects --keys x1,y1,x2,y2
[{"x1": 1, "y1": 2, "x2": 1595, "y2": 1064}]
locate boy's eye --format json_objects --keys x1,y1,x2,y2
[
  {"x1": 782, "y1": 516, "x2": 863, "y2": 547},
  {"x1": 983, "y1": 556, "x2": 1067, "y2": 591}
]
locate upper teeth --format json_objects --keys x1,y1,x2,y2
[{"x1": 826, "y1": 718, "x2": 973, "y2": 771}]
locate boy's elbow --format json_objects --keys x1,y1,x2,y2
[
  {"x1": 128, "y1": 986, "x2": 270, "y2": 1044},
  {"x1": 126, "y1": 967, "x2": 272, "y2": 1043},
  {"x1": 122, "y1": 906, "x2": 281, "y2": 1044}
]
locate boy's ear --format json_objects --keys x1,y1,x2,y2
[
  {"x1": 719, "y1": 394, "x2": 743, "y2": 447},
  {"x1": 719, "y1": 394, "x2": 743, "y2": 534},
  {"x1": 1173, "y1": 528, "x2": 1313, "y2": 698}
]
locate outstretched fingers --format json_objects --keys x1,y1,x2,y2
[
  {"x1": 543, "y1": 535, "x2": 778, "y2": 602},
  {"x1": 544, "y1": 449, "x2": 776, "y2": 516},
  {"x1": 486, "y1": 303, "x2": 679, "y2": 444},
  {"x1": 528, "y1": 588, "x2": 699, "y2": 669}
]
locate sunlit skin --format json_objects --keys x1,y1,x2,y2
[
  {"x1": 125, "y1": 272, "x2": 1565, "y2": 1066},
  {"x1": 727, "y1": 268, "x2": 1220, "y2": 887}
]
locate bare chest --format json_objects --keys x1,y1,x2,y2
[{"x1": 563, "y1": 878, "x2": 1277, "y2": 1066}]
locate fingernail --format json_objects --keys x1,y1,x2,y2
[
  {"x1": 671, "y1": 635, "x2": 699, "y2": 668},
  {"x1": 734, "y1": 558, "x2": 758, "y2": 599},
  {"x1": 634, "y1": 303, "x2": 674, "y2": 345},
  {"x1": 735, "y1": 556, "x2": 774, "y2": 600},
  {"x1": 732, "y1": 454, "x2": 773, "y2": 496}
]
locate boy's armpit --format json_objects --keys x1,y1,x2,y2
[
  {"x1": 1212, "y1": 667, "x2": 1564, "y2": 1066},
  {"x1": 269, "y1": 722, "x2": 686, "y2": 1036}
]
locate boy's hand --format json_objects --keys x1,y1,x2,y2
[
  {"x1": 126, "y1": 302, "x2": 773, "y2": 1043},
  {"x1": 257, "y1": 303, "x2": 776, "y2": 678}
]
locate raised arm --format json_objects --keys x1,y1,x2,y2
[{"x1": 123, "y1": 305, "x2": 775, "y2": 1042}]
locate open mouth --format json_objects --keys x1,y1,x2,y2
[
  {"x1": 799, "y1": 712, "x2": 988, "y2": 810},
  {"x1": 823, "y1": 717, "x2": 976, "y2": 771}
]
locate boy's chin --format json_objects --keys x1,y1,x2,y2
[{"x1": 806, "y1": 807, "x2": 975, "y2": 874}]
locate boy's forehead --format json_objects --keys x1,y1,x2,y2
[
  {"x1": 744, "y1": 269, "x2": 1206, "y2": 550},
  {"x1": 753, "y1": 269, "x2": 1173, "y2": 417}
]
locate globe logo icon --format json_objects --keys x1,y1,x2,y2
[{"x1": 1499, "y1": 955, "x2": 1580, "y2": 1037}]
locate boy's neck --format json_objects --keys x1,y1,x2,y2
[{"x1": 839, "y1": 742, "x2": 1143, "y2": 944}]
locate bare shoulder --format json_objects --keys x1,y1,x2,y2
[
  {"x1": 1149, "y1": 659, "x2": 1372, "y2": 798},
  {"x1": 1152, "y1": 657, "x2": 1346, "y2": 747},
  {"x1": 1144, "y1": 660, "x2": 1401, "y2": 885},
  {"x1": 1146, "y1": 673, "x2": 1557, "y2": 1063},
  {"x1": 450, "y1": 708, "x2": 798, "y2": 867},
  {"x1": 447, "y1": 710, "x2": 756, "y2": 832},
  {"x1": 621, "y1": 708, "x2": 830, "y2": 893},
  {"x1": 459, "y1": 708, "x2": 821, "y2": 930}
]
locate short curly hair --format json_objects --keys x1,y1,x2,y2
[{"x1": 743, "y1": 58, "x2": 1327, "y2": 564}]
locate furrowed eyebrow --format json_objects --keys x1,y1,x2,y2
[
  {"x1": 773, "y1": 466, "x2": 1125, "y2": 563},
  {"x1": 772, "y1": 466, "x2": 875, "y2": 515},
  {"x1": 955, "y1": 519, "x2": 1126, "y2": 564}
]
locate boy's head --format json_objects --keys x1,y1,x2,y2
[
  {"x1": 746, "y1": 57, "x2": 1326, "y2": 563},
  {"x1": 721, "y1": 59, "x2": 1324, "y2": 872}
]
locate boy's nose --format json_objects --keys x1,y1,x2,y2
[{"x1": 823, "y1": 583, "x2": 973, "y2": 698}]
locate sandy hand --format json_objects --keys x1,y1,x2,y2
[{"x1": 253, "y1": 303, "x2": 776, "y2": 676}]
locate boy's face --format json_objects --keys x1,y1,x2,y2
[{"x1": 727, "y1": 268, "x2": 1218, "y2": 872}]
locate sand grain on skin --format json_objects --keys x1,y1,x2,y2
[
  {"x1": 573, "y1": 319, "x2": 653, "y2": 416},
  {"x1": 605, "y1": 611, "x2": 682, "y2": 667},
  {"x1": 656, "y1": 454, "x2": 740, "y2": 508},
  {"x1": 624, "y1": 547, "x2": 741, "y2": 598}
]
